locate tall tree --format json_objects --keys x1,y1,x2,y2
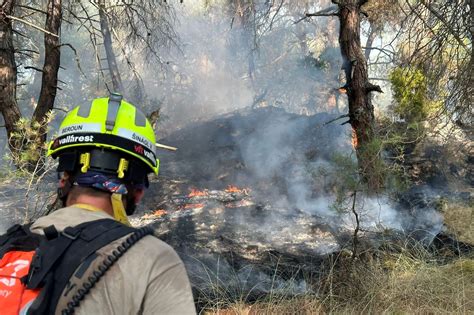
[
  {"x1": 0, "y1": 0, "x2": 62, "y2": 168},
  {"x1": 337, "y1": 0, "x2": 383, "y2": 190},
  {"x1": 33, "y1": 0, "x2": 62, "y2": 141},
  {"x1": 0, "y1": 0, "x2": 22, "y2": 154},
  {"x1": 306, "y1": 0, "x2": 384, "y2": 190}
]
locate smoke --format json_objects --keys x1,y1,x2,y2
[{"x1": 128, "y1": 1, "x2": 344, "y2": 137}]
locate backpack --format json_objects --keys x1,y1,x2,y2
[{"x1": 0, "y1": 219, "x2": 154, "y2": 315}]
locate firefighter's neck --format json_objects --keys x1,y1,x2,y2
[{"x1": 66, "y1": 194, "x2": 114, "y2": 217}]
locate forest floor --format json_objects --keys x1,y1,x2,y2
[{"x1": 0, "y1": 107, "x2": 472, "y2": 314}]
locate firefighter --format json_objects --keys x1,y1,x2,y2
[{"x1": 27, "y1": 94, "x2": 196, "y2": 314}]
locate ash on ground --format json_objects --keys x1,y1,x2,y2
[{"x1": 130, "y1": 107, "x2": 458, "y2": 303}]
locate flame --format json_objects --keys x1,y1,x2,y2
[
  {"x1": 351, "y1": 128, "x2": 358, "y2": 149},
  {"x1": 153, "y1": 209, "x2": 167, "y2": 217},
  {"x1": 142, "y1": 209, "x2": 167, "y2": 219},
  {"x1": 225, "y1": 185, "x2": 241, "y2": 193},
  {"x1": 183, "y1": 203, "x2": 205, "y2": 210},
  {"x1": 225, "y1": 185, "x2": 251, "y2": 195},
  {"x1": 188, "y1": 188, "x2": 208, "y2": 197}
]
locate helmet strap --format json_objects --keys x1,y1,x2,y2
[
  {"x1": 125, "y1": 192, "x2": 137, "y2": 215},
  {"x1": 110, "y1": 193, "x2": 131, "y2": 226}
]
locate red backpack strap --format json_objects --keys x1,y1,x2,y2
[{"x1": 0, "y1": 224, "x2": 44, "y2": 315}]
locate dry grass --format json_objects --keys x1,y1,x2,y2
[
  {"x1": 442, "y1": 200, "x2": 474, "y2": 244},
  {"x1": 201, "y1": 247, "x2": 474, "y2": 315},
  {"x1": 193, "y1": 199, "x2": 473, "y2": 315}
]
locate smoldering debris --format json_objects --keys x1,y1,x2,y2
[{"x1": 134, "y1": 106, "x2": 447, "y2": 300}]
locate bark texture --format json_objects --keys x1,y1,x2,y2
[
  {"x1": 98, "y1": 1, "x2": 124, "y2": 93},
  {"x1": 231, "y1": 0, "x2": 256, "y2": 82},
  {"x1": 32, "y1": 0, "x2": 62, "y2": 140},
  {"x1": 335, "y1": 0, "x2": 383, "y2": 190},
  {"x1": 0, "y1": 0, "x2": 21, "y2": 153}
]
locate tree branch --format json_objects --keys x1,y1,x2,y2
[
  {"x1": 7, "y1": 15, "x2": 59, "y2": 38},
  {"x1": 58, "y1": 43, "x2": 86, "y2": 77},
  {"x1": 324, "y1": 114, "x2": 350, "y2": 126},
  {"x1": 17, "y1": 4, "x2": 48, "y2": 15},
  {"x1": 366, "y1": 83, "x2": 383, "y2": 93},
  {"x1": 294, "y1": 6, "x2": 339, "y2": 24},
  {"x1": 24, "y1": 66, "x2": 44, "y2": 72},
  {"x1": 418, "y1": 0, "x2": 468, "y2": 51}
]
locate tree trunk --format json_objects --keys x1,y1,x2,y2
[
  {"x1": 32, "y1": 0, "x2": 62, "y2": 141},
  {"x1": 98, "y1": 1, "x2": 124, "y2": 93},
  {"x1": 335, "y1": 0, "x2": 383, "y2": 190},
  {"x1": 364, "y1": 23, "x2": 378, "y2": 61},
  {"x1": 469, "y1": 0, "x2": 473, "y2": 108},
  {"x1": 233, "y1": 0, "x2": 256, "y2": 82},
  {"x1": 0, "y1": 0, "x2": 22, "y2": 154}
]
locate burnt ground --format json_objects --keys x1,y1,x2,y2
[
  {"x1": 0, "y1": 106, "x2": 470, "y2": 307},
  {"x1": 131, "y1": 106, "x2": 472, "y2": 306},
  {"x1": 134, "y1": 107, "x2": 353, "y2": 303}
]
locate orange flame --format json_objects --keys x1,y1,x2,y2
[
  {"x1": 188, "y1": 188, "x2": 208, "y2": 197},
  {"x1": 351, "y1": 128, "x2": 358, "y2": 149},
  {"x1": 225, "y1": 185, "x2": 241, "y2": 193},
  {"x1": 153, "y1": 209, "x2": 167, "y2": 217},
  {"x1": 225, "y1": 185, "x2": 251, "y2": 195},
  {"x1": 142, "y1": 209, "x2": 167, "y2": 219},
  {"x1": 183, "y1": 203, "x2": 205, "y2": 210}
]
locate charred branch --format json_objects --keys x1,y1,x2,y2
[
  {"x1": 324, "y1": 114, "x2": 350, "y2": 126},
  {"x1": 24, "y1": 66, "x2": 44, "y2": 72},
  {"x1": 341, "y1": 120, "x2": 351, "y2": 125},
  {"x1": 366, "y1": 83, "x2": 383, "y2": 93},
  {"x1": 295, "y1": 6, "x2": 339, "y2": 24},
  {"x1": 17, "y1": 4, "x2": 48, "y2": 15}
]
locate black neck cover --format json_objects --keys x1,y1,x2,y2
[
  {"x1": 57, "y1": 148, "x2": 149, "y2": 188},
  {"x1": 56, "y1": 148, "x2": 148, "y2": 215}
]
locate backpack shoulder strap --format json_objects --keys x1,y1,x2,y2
[
  {"x1": 25, "y1": 219, "x2": 154, "y2": 315},
  {"x1": 60, "y1": 225, "x2": 155, "y2": 315}
]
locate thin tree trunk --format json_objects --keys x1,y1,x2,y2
[
  {"x1": 32, "y1": 0, "x2": 62, "y2": 141},
  {"x1": 0, "y1": 0, "x2": 22, "y2": 154},
  {"x1": 364, "y1": 23, "x2": 378, "y2": 61},
  {"x1": 98, "y1": 1, "x2": 124, "y2": 93},
  {"x1": 233, "y1": 0, "x2": 256, "y2": 82},
  {"x1": 335, "y1": 0, "x2": 383, "y2": 190}
]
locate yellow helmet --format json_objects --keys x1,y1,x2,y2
[{"x1": 48, "y1": 94, "x2": 159, "y2": 183}]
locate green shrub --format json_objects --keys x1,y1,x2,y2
[{"x1": 389, "y1": 67, "x2": 440, "y2": 123}]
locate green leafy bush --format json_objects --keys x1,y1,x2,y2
[{"x1": 389, "y1": 67, "x2": 440, "y2": 123}]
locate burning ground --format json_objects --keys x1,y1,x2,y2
[{"x1": 131, "y1": 106, "x2": 459, "y2": 306}]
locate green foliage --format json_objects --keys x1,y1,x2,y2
[
  {"x1": 389, "y1": 67, "x2": 441, "y2": 123},
  {"x1": 313, "y1": 134, "x2": 411, "y2": 214},
  {"x1": 389, "y1": 67, "x2": 427, "y2": 123},
  {"x1": 8, "y1": 112, "x2": 54, "y2": 174}
]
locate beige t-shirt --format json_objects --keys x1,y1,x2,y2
[{"x1": 30, "y1": 206, "x2": 196, "y2": 315}]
